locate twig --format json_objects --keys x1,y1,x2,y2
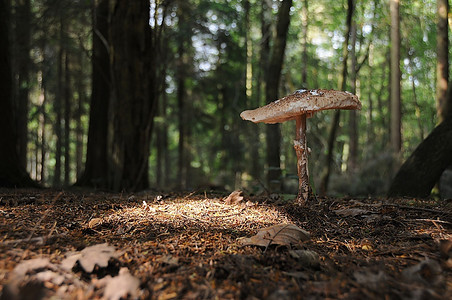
[
  {"x1": 414, "y1": 218, "x2": 452, "y2": 225},
  {"x1": 26, "y1": 191, "x2": 64, "y2": 243}
]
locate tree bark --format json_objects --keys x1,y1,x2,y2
[
  {"x1": 265, "y1": 0, "x2": 292, "y2": 190},
  {"x1": 176, "y1": 0, "x2": 192, "y2": 189},
  {"x1": 436, "y1": 0, "x2": 450, "y2": 122},
  {"x1": 76, "y1": 0, "x2": 110, "y2": 188},
  {"x1": 53, "y1": 16, "x2": 64, "y2": 187},
  {"x1": 319, "y1": 0, "x2": 354, "y2": 195},
  {"x1": 0, "y1": 0, "x2": 37, "y2": 188},
  {"x1": 388, "y1": 102, "x2": 452, "y2": 197},
  {"x1": 63, "y1": 51, "x2": 71, "y2": 186},
  {"x1": 107, "y1": 0, "x2": 157, "y2": 191},
  {"x1": 348, "y1": 17, "x2": 358, "y2": 171},
  {"x1": 390, "y1": 0, "x2": 401, "y2": 152},
  {"x1": 300, "y1": 0, "x2": 309, "y2": 87},
  {"x1": 14, "y1": 0, "x2": 31, "y2": 169}
]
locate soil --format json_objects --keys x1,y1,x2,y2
[{"x1": 0, "y1": 189, "x2": 451, "y2": 299}]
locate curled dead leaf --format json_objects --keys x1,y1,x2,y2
[
  {"x1": 61, "y1": 243, "x2": 118, "y2": 273},
  {"x1": 88, "y1": 217, "x2": 103, "y2": 229},
  {"x1": 224, "y1": 190, "x2": 244, "y2": 205},
  {"x1": 103, "y1": 268, "x2": 140, "y2": 300},
  {"x1": 238, "y1": 224, "x2": 310, "y2": 248}
]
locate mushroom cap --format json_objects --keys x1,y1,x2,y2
[{"x1": 240, "y1": 89, "x2": 361, "y2": 124}]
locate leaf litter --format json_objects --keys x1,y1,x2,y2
[{"x1": 0, "y1": 189, "x2": 451, "y2": 299}]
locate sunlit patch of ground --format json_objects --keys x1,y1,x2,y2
[{"x1": 0, "y1": 189, "x2": 451, "y2": 299}]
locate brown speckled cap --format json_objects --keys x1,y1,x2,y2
[{"x1": 240, "y1": 89, "x2": 361, "y2": 124}]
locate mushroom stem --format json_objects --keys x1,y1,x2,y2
[{"x1": 294, "y1": 114, "x2": 310, "y2": 204}]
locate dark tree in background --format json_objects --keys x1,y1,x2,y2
[
  {"x1": 76, "y1": 0, "x2": 110, "y2": 188},
  {"x1": 436, "y1": 0, "x2": 449, "y2": 122},
  {"x1": 388, "y1": 0, "x2": 451, "y2": 198},
  {"x1": 106, "y1": 0, "x2": 159, "y2": 191},
  {"x1": 14, "y1": 0, "x2": 31, "y2": 169},
  {"x1": 387, "y1": 87, "x2": 452, "y2": 197},
  {"x1": 265, "y1": 0, "x2": 292, "y2": 189},
  {"x1": 0, "y1": 0, "x2": 37, "y2": 188}
]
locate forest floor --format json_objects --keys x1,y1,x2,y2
[{"x1": 0, "y1": 189, "x2": 451, "y2": 299}]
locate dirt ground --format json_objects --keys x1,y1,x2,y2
[{"x1": 0, "y1": 189, "x2": 451, "y2": 299}]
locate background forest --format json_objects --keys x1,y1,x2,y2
[{"x1": 1, "y1": 0, "x2": 451, "y2": 197}]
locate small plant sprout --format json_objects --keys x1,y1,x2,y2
[{"x1": 240, "y1": 89, "x2": 361, "y2": 205}]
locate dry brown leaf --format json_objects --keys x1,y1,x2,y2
[
  {"x1": 12, "y1": 258, "x2": 53, "y2": 277},
  {"x1": 61, "y1": 243, "x2": 118, "y2": 273},
  {"x1": 103, "y1": 268, "x2": 140, "y2": 300},
  {"x1": 224, "y1": 190, "x2": 244, "y2": 205},
  {"x1": 88, "y1": 217, "x2": 103, "y2": 228},
  {"x1": 238, "y1": 224, "x2": 310, "y2": 248}
]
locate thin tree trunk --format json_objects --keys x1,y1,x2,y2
[
  {"x1": 319, "y1": 0, "x2": 355, "y2": 195},
  {"x1": 176, "y1": 0, "x2": 192, "y2": 190},
  {"x1": 348, "y1": 17, "x2": 358, "y2": 171},
  {"x1": 408, "y1": 54, "x2": 425, "y2": 141},
  {"x1": 265, "y1": 0, "x2": 292, "y2": 190},
  {"x1": 39, "y1": 85, "x2": 46, "y2": 184},
  {"x1": 390, "y1": 0, "x2": 401, "y2": 152},
  {"x1": 64, "y1": 51, "x2": 71, "y2": 186},
  {"x1": 53, "y1": 16, "x2": 64, "y2": 187},
  {"x1": 76, "y1": 0, "x2": 109, "y2": 188},
  {"x1": 14, "y1": 0, "x2": 31, "y2": 169},
  {"x1": 75, "y1": 52, "x2": 85, "y2": 179},
  {"x1": 249, "y1": 0, "x2": 271, "y2": 180},
  {"x1": 366, "y1": 45, "x2": 374, "y2": 154},
  {"x1": 301, "y1": 0, "x2": 309, "y2": 87},
  {"x1": 436, "y1": 0, "x2": 450, "y2": 122}
]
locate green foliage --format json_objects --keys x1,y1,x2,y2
[{"x1": 16, "y1": 0, "x2": 446, "y2": 194}]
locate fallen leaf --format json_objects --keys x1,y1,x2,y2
[
  {"x1": 103, "y1": 268, "x2": 140, "y2": 300},
  {"x1": 238, "y1": 224, "x2": 310, "y2": 248},
  {"x1": 12, "y1": 258, "x2": 53, "y2": 277},
  {"x1": 224, "y1": 190, "x2": 244, "y2": 205},
  {"x1": 88, "y1": 218, "x2": 103, "y2": 229},
  {"x1": 61, "y1": 243, "x2": 118, "y2": 273}
]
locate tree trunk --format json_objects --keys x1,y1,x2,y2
[
  {"x1": 319, "y1": 0, "x2": 355, "y2": 195},
  {"x1": 0, "y1": 0, "x2": 37, "y2": 188},
  {"x1": 348, "y1": 17, "x2": 358, "y2": 171},
  {"x1": 14, "y1": 0, "x2": 31, "y2": 169},
  {"x1": 107, "y1": 0, "x2": 157, "y2": 191},
  {"x1": 301, "y1": 0, "x2": 309, "y2": 87},
  {"x1": 53, "y1": 16, "x2": 64, "y2": 187},
  {"x1": 390, "y1": 0, "x2": 401, "y2": 152},
  {"x1": 176, "y1": 0, "x2": 191, "y2": 189},
  {"x1": 76, "y1": 0, "x2": 110, "y2": 188},
  {"x1": 63, "y1": 51, "x2": 71, "y2": 186},
  {"x1": 436, "y1": 0, "x2": 450, "y2": 122},
  {"x1": 265, "y1": 0, "x2": 292, "y2": 190},
  {"x1": 388, "y1": 99, "x2": 452, "y2": 197},
  {"x1": 75, "y1": 52, "x2": 85, "y2": 180}
]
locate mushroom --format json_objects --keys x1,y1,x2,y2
[{"x1": 240, "y1": 89, "x2": 361, "y2": 204}]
